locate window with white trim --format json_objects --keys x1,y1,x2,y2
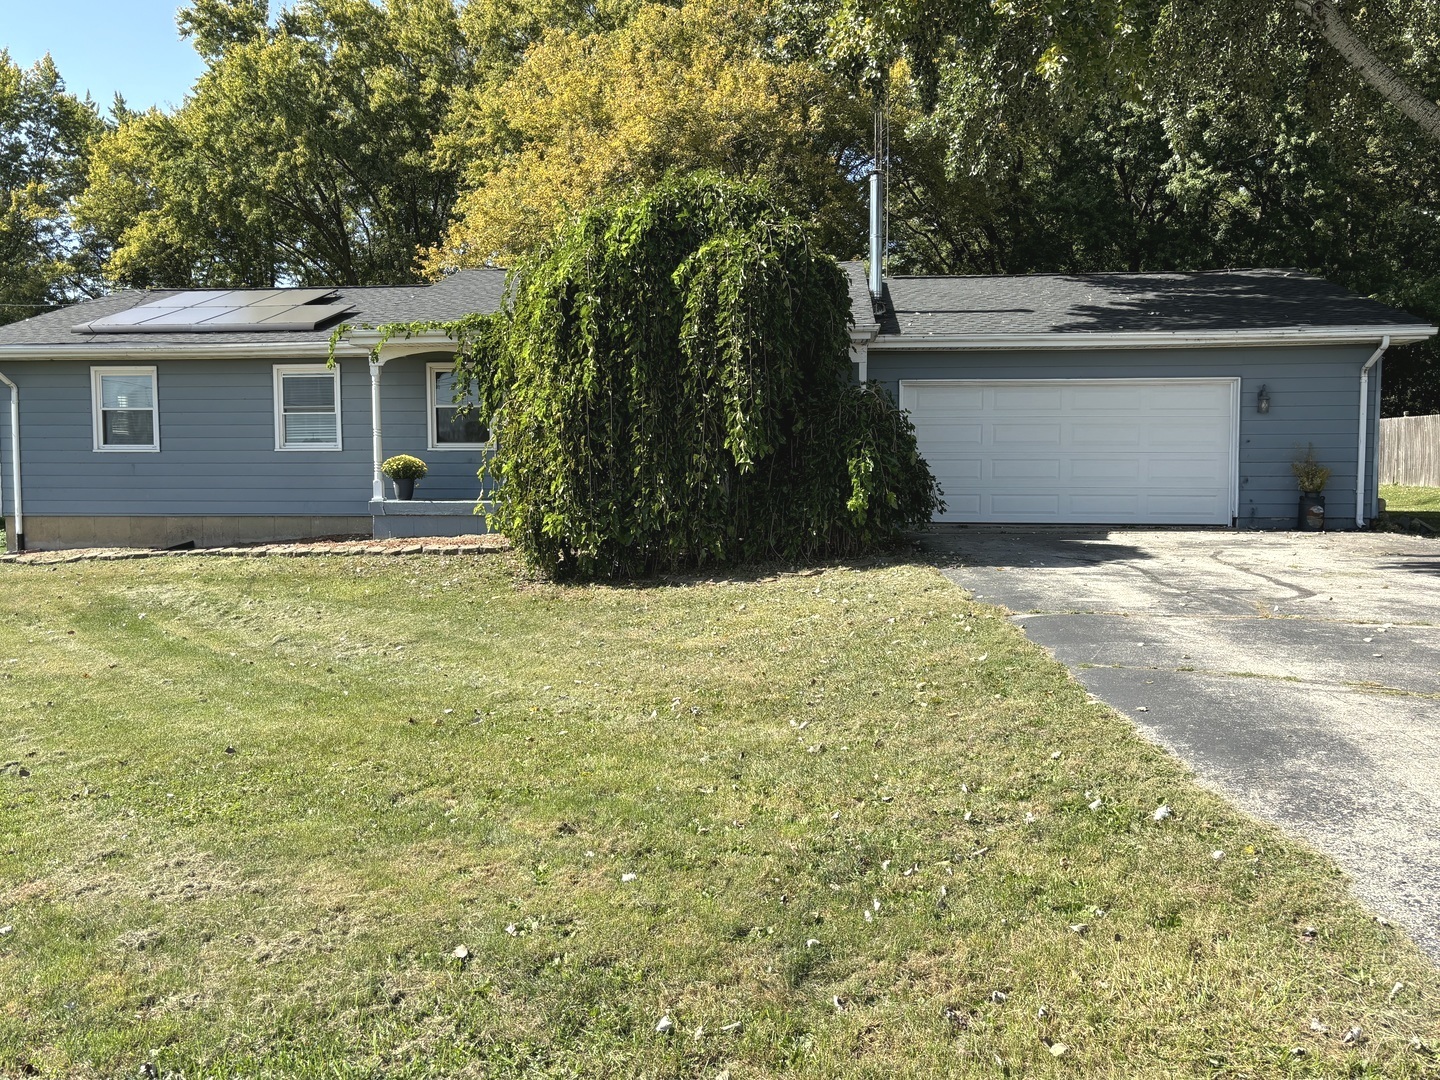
[
  {"x1": 92, "y1": 367, "x2": 159, "y2": 451},
  {"x1": 427, "y1": 362, "x2": 491, "y2": 449},
  {"x1": 274, "y1": 365, "x2": 342, "y2": 450}
]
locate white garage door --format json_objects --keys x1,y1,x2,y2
[{"x1": 901, "y1": 378, "x2": 1238, "y2": 525}]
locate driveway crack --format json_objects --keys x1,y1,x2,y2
[{"x1": 1207, "y1": 549, "x2": 1318, "y2": 601}]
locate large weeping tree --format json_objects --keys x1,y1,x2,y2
[{"x1": 449, "y1": 173, "x2": 941, "y2": 579}]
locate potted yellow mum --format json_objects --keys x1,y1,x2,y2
[{"x1": 381, "y1": 454, "x2": 428, "y2": 501}]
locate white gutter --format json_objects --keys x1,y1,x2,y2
[
  {"x1": 0, "y1": 370, "x2": 21, "y2": 551},
  {"x1": 864, "y1": 325, "x2": 1437, "y2": 351},
  {"x1": 1356, "y1": 335, "x2": 1389, "y2": 529},
  {"x1": 0, "y1": 340, "x2": 369, "y2": 362}
]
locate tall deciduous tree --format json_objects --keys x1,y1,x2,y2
[
  {"x1": 799, "y1": 0, "x2": 1440, "y2": 411},
  {"x1": 0, "y1": 52, "x2": 107, "y2": 325},
  {"x1": 428, "y1": 0, "x2": 868, "y2": 269},
  {"x1": 75, "y1": 0, "x2": 470, "y2": 288}
]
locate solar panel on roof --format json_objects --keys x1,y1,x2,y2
[{"x1": 72, "y1": 288, "x2": 357, "y2": 334}]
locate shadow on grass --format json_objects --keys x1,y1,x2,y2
[{"x1": 497, "y1": 525, "x2": 1158, "y2": 591}]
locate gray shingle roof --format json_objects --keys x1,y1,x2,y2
[
  {"x1": 841, "y1": 261, "x2": 879, "y2": 336},
  {"x1": 0, "y1": 269, "x2": 507, "y2": 350},
  {"x1": 870, "y1": 269, "x2": 1429, "y2": 338},
  {"x1": 2, "y1": 265, "x2": 1427, "y2": 354}
]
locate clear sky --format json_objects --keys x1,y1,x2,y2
[{"x1": 0, "y1": 0, "x2": 207, "y2": 112}]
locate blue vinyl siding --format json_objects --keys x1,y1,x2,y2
[
  {"x1": 0, "y1": 354, "x2": 492, "y2": 518},
  {"x1": 0, "y1": 342, "x2": 1385, "y2": 531},
  {"x1": 866, "y1": 342, "x2": 1382, "y2": 529}
]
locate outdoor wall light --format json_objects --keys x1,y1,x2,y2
[{"x1": 1257, "y1": 385, "x2": 1271, "y2": 413}]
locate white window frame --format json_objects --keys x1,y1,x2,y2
[
  {"x1": 273, "y1": 364, "x2": 343, "y2": 452},
  {"x1": 91, "y1": 366, "x2": 159, "y2": 453},
  {"x1": 426, "y1": 361, "x2": 494, "y2": 451}
]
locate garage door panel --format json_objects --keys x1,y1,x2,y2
[
  {"x1": 925, "y1": 455, "x2": 983, "y2": 482},
  {"x1": 1147, "y1": 385, "x2": 1228, "y2": 411},
  {"x1": 992, "y1": 493, "x2": 1062, "y2": 515},
  {"x1": 910, "y1": 385, "x2": 985, "y2": 414},
  {"x1": 991, "y1": 457, "x2": 1062, "y2": 481},
  {"x1": 904, "y1": 379, "x2": 1235, "y2": 525},
  {"x1": 1145, "y1": 493, "x2": 1231, "y2": 514},
  {"x1": 1072, "y1": 387, "x2": 1143, "y2": 411},
  {"x1": 993, "y1": 388, "x2": 1064, "y2": 411},
  {"x1": 993, "y1": 423, "x2": 1062, "y2": 445},
  {"x1": 1145, "y1": 457, "x2": 1229, "y2": 482},
  {"x1": 1073, "y1": 423, "x2": 1141, "y2": 447},
  {"x1": 1071, "y1": 458, "x2": 1142, "y2": 481},
  {"x1": 1147, "y1": 422, "x2": 1232, "y2": 450},
  {"x1": 1070, "y1": 494, "x2": 1141, "y2": 516},
  {"x1": 942, "y1": 492, "x2": 982, "y2": 514},
  {"x1": 913, "y1": 422, "x2": 984, "y2": 449}
]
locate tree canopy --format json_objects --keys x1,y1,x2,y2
[
  {"x1": 800, "y1": 0, "x2": 1440, "y2": 410},
  {"x1": 10, "y1": 0, "x2": 1440, "y2": 408},
  {"x1": 426, "y1": 0, "x2": 866, "y2": 269},
  {"x1": 0, "y1": 51, "x2": 107, "y2": 326},
  {"x1": 75, "y1": 0, "x2": 470, "y2": 288}
]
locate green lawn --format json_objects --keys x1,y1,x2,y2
[
  {"x1": 1382, "y1": 484, "x2": 1440, "y2": 532},
  {"x1": 1, "y1": 552, "x2": 1436, "y2": 1078}
]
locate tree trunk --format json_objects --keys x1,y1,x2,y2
[{"x1": 1296, "y1": 0, "x2": 1440, "y2": 143}]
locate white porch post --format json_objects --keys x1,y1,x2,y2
[
  {"x1": 369, "y1": 358, "x2": 385, "y2": 500},
  {"x1": 850, "y1": 343, "x2": 869, "y2": 384}
]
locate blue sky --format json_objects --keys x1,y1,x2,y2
[{"x1": 1, "y1": 0, "x2": 207, "y2": 112}]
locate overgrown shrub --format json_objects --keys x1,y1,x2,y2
[{"x1": 453, "y1": 173, "x2": 942, "y2": 578}]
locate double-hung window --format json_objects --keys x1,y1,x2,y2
[
  {"x1": 427, "y1": 362, "x2": 492, "y2": 449},
  {"x1": 274, "y1": 365, "x2": 342, "y2": 450},
  {"x1": 92, "y1": 367, "x2": 159, "y2": 451}
]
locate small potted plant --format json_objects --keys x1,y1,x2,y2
[
  {"x1": 381, "y1": 454, "x2": 428, "y2": 501},
  {"x1": 1291, "y1": 444, "x2": 1332, "y2": 531}
]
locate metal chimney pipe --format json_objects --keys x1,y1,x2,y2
[{"x1": 869, "y1": 169, "x2": 883, "y2": 299}]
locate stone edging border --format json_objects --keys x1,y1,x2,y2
[{"x1": 0, "y1": 538, "x2": 507, "y2": 566}]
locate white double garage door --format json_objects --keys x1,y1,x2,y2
[{"x1": 900, "y1": 378, "x2": 1240, "y2": 525}]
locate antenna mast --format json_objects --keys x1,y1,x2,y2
[{"x1": 868, "y1": 101, "x2": 888, "y2": 300}]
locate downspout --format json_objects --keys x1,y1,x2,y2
[
  {"x1": 1356, "y1": 335, "x2": 1389, "y2": 529},
  {"x1": 0, "y1": 371, "x2": 21, "y2": 552},
  {"x1": 369, "y1": 358, "x2": 385, "y2": 501}
]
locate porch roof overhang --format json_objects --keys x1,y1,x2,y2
[{"x1": 345, "y1": 329, "x2": 459, "y2": 363}]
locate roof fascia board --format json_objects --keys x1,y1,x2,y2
[{"x1": 866, "y1": 325, "x2": 1438, "y2": 350}]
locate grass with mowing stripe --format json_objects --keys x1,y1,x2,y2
[{"x1": 0, "y1": 551, "x2": 1436, "y2": 1078}]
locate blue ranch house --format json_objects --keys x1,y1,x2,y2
[{"x1": 0, "y1": 264, "x2": 1433, "y2": 551}]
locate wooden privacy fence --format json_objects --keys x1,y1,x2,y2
[{"x1": 1379, "y1": 414, "x2": 1440, "y2": 487}]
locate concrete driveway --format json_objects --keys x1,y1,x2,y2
[{"x1": 919, "y1": 526, "x2": 1440, "y2": 961}]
